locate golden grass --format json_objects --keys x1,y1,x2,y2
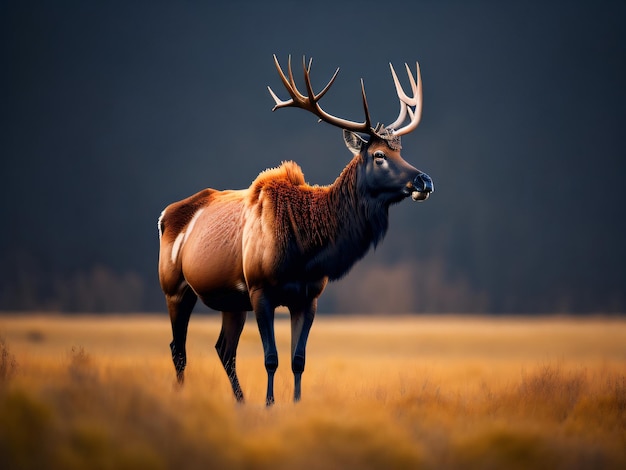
[{"x1": 1, "y1": 314, "x2": 625, "y2": 469}]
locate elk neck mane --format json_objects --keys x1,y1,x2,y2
[{"x1": 249, "y1": 158, "x2": 389, "y2": 281}]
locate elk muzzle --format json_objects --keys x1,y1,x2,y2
[{"x1": 409, "y1": 172, "x2": 434, "y2": 201}]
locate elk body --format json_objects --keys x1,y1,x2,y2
[{"x1": 158, "y1": 55, "x2": 434, "y2": 405}]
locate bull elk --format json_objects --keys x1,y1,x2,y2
[{"x1": 158, "y1": 55, "x2": 434, "y2": 405}]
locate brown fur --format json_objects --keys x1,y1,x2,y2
[
  {"x1": 158, "y1": 188, "x2": 215, "y2": 243},
  {"x1": 250, "y1": 161, "x2": 342, "y2": 262}
]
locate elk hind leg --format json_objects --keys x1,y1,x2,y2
[
  {"x1": 167, "y1": 282, "x2": 197, "y2": 384},
  {"x1": 215, "y1": 311, "x2": 247, "y2": 403}
]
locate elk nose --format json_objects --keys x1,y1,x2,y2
[{"x1": 414, "y1": 172, "x2": 434, "y2": 193}]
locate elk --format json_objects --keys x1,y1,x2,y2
[{"x1": 157, "y1": 55, "x2": 434, "y2": 405}]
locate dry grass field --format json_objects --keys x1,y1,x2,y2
[{"x1": 1, "y1": 313, "x2": 625, "y2": 469}]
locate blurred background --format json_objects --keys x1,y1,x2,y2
[{"x1": 1, "y1": 0, "x2": 624, "y2": 314}]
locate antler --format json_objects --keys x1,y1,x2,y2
[
  {"x1": 268, "y1": 55, "x2": 373, "y2": 134},
  {"x1": 268, "y1": 55, "x2": 423, "y2": 138},
  {"x1": 387, "y1": 62, "x2": 423, "y2": 136}
]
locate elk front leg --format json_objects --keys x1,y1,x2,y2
[
  {"x1": 290, "y1": 301, "x2": 316, "y2": 402},
  {"x1": 215, "y1": 311, "x2": 247, "y2": 403},
  {"x1": 251, "y1": 289, "x2": 278, "y2": 406}
]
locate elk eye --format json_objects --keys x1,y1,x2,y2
[{"x1": 373, "y1": 151, "x2": 386, "y2": 164}]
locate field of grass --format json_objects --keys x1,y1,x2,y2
[{"x1": 1, "y1": 313, "x2": 625, "y2": 469}]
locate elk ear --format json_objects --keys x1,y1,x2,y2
[{"x1": 343, "y1": 130, "x2": 367, "y2": 156}]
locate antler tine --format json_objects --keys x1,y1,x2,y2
[
  {"x1": 387, "y1": 99, "x2": 408, "y2": 131},
  {"x1": 302, "y1": 56, "x2": 318, "y2": 104},
  {"x1": 404, "y1": 62, "x2": 418, "y2": 102},
  {"x1": 287, "y1": 55, "x2": 307, "y2": 102},
  {"x1": 360, "y1": 79, "x2": 373, "y2": 132},
  {"x1": 268, "y1": 55, "x2": 295, "y2": 110},
  {"x1": 313, "y1": 66, "x2": 340, "y2": 101},
  {"x1": 388, "y1": 62, "x2": 423, "y2": 136}
]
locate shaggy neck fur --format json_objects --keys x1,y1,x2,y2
[{"x1": 261, "y1": 157, "x2": 390, "y2": 281}]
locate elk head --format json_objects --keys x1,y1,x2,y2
[{"x1": 268, "y1": 55, "x2": 434, "y2": 204}]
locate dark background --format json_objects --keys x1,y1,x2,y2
[{"x1": 2, "y1": 0, "x2": 625, "y2": 314}]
